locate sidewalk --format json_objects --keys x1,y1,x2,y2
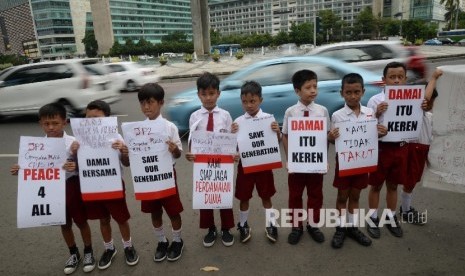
[{"x1": 157, "y1": 45, "x2": 465, "y2": 82}]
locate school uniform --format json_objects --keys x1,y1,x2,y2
[
  {"x1": 190, "y1": 106, "x2": 235, "y2": 230},
  {"x1": 140, "y1": 115, "x2": 184, "y2": 217},
  {"x1": 367, "y1": 91, "x2": 409, "y2": 186},
  {"x1": 282, "y1": 101, "x2": 329, "y2": 227},
  {"x1": 331, "y1": 104, "x2": 375, "y2": 190},
  {"x1": 234, "y1": 109, "x2": 276, "y2": 201}
]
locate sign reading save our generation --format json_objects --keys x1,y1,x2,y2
[
  {"x1": 71, "y1": 117, "x2": 123, "y2": 201},
  {"x1": 381, "y1": 85, "x2": 424, "y2": 142},
  {"x1": 122, "y1": 120, "x2": 176, "y2": 200},
  {"x1": 17, "y1": 136, "x2": 67, "y2": 228},
  {"x1": 236, "y1": 115, "x2": 282, "y2": 173},
  {"x1": 287, "y1": 117, "x2": 327, "y2": 173}
]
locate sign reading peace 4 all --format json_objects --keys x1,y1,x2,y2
[
  {"x1": 122, "y1": 120, "x2": 176, "y2": 200},
  {"x1": 382, "y1": 85, "x2": 424, "y2": 142},
  {"x1": 236, "y1": 115, "x2": 282, "y2": 173},
  {"x1": 71, "y1": 117, "x2": 123, "y2": 201},
  {"x1": 17, "y1": 136, "x2": 67, "y2": 228},
  {"x1": 335, "y1": 119, "x2": 378, "y2": 177},
  {"x1": 287, "y1": 117, "x2": 327, "y2": 173}
]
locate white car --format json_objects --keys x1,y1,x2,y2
[
  {"x1": 104, "y1": 62, "x2": 160, "y2": 92},
  {"x1": 0, "y1": 59, "x2": 120, "y2": 118}
]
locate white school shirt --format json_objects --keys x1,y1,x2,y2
[
  {"x1": 281, "y1": 101, "x2": 330, "y2": 135},
  {"x1": 146, "y1": 115, "x2": 182, "y2": 165},
  {"x1": 367, "y1": 90, "x2": 385, "y2": 124},
  {"x1": 189, "y1": 105, "x2": 232, "y2": 133},
  {"x1": 45, "y1": 131, "x2": 77, "y2": 179},
  {"x1": 412, "y1": 111, "x2": 433, "y2": 145},
  {"x1": 234, "y1": 109, "x2": 271, "y2": 124},
  {"x1": 331, "y1": 104, "x2": 375, "y2": 128}
]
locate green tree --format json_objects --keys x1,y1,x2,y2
[
  {"x1": 210, "y1": 28, "x2": 221, "y2": 45},
  {"x1": 353, "y1": 7, "x2": 375, "y2": 40},
  {"x1": 108, "y1": 40, "x2": 123, "y2": 56},
  {"x1": 441, "y1": 0, "x2": 461, "y2": 30},
  {"x1": 289, "y1": 22, "x2": 313, "y2": 45},
  {"x1": 135, "y1": 38, "x2": 153, "y2": 55},
  {"x1": 273, "y1": 30, "x2": 289, "y2": 46},
  {"x1": 318, "y1": 10, "x2": 340, "y2": 42},
  {"x1": 161, "y1": 31, "x2": 188, "y2": 43},
  {"x1": 81, "y1": 30, "x2": 98, "y2": 57}
]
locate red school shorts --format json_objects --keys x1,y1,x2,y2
[
  {"x1": 369, "y1": 141, "x2": 409, "y2": 186},
  {"x1": 333, "y1": 155, "x2": 368, "y2": 190},
  {"x1": 404, "y1": 142, "x2": 430, "y2": 190},
  {"x1": 235, "y1": 162, "x2": 276, "y2": 201},
  {"x1": 65, "y1": 175, "x2": 87, "y2": 225},
  {"x1": 84, "y1": 180, "x2": 131, "y2": 224}
]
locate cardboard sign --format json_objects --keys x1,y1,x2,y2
[
  {"x1": 71, "y1": 117, "x2": 123, "y2": 200},
  {"x1": 382, "y1": 85, "x2": 424, "y2": 142},
  {"x1": 190, "y1": 130, "x2": 237, "y2": 155},
  {"x1": 193, "y1": 155, "x2": 234, "y2": 209},
  {"x1": 17, "y1": 136, "x2": 67, "y2": 228},
  {"x1": 287, "y1": 117, "x2": 327, "y2": 173},
  {"x1": 122, "y1": 121, "x2": 176, "y2": 200},
  {"x1": 335, "y1": 119, "x2": 378, "y2": 176},
  {"x1": 236, "y1": 115, "x2": 282, "y2": 173}
]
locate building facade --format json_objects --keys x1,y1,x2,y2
[
  {"x1": 90, "y1": 0, "x2": 192, "y2": 54},
  {"x1": 0, "y1": 0, "x2": 38, "y2": 57}
]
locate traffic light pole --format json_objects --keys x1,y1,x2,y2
[{"x1": 313, "y1": 16, "x2": 316, "y2": 47}]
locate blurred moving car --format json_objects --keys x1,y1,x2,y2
[
  {"x1": 104, "y1": 62, "x2": 160, "y2": 92},
  {"x1": 438, "y1": 38, "x2": 454, "y2": 45},
  {"x1": 307, "y1": 40, "x2": 427, "y2": 83},
  {"x1": 166, "y1": 56, "x2": 384, "y2": 133},
  {"x1": 424, "y1": 39, "x2": 442, "y2": 45},
  {"x1": 0, "y1": 59, "x2": 120, "y2": 118},
  {"x1": 457, "y1": 38, "x2": 465, "y2": 46}
]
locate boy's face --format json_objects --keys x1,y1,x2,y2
[
  {"x1": 39, "y1": 115, "x2": 67, "y2": 138},
  {"x1": 341, "y1": 82, "x2": 364, "y2": 109},
  {"x1": 241, "y1": 93, "x2": 263, "y2": 117},
  {"x1": 383, "y1": 67, "x2": 407, "y2": 86},
  {"x1": 140, "y1": 98, "x2": 163, "y2": 120},
  {"x1": 85, "y1": 108, "x2": 106, "y2": 118},
  {"x1": 296, "y1": 79, "x2": 318, "y2": 106},
  {"x1": 198, "y1": 87, "x2": 220, "y2": 111}
]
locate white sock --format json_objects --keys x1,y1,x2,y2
[
  {"x1": 336, "y1": 216, "x2": 343, "y2": 227},
  {"x1": 154, "y1": 226, "x2": 167, "y2": 243},
  {"x1": 350, "y1": 212, "x2": 359, "y2": 227},
  {"x1": 348, "y1": 212, "x2": 354, "y2": 226},
  {"x1": 172, "y1": 228, "x2": 182, "y2": 242},
  {"x1": 239, "y1": 210, "x2": 249, "y2": 227},
  {"x1": 370, "y1": 209, "x2": 378, "y2": 219},
  {"x1": 401, "y1": 191, "x2": 412, "y2": 213},
  {"x1": 104, "y1": 239, "x2": 114, "y2": 250},
  {"x1": 122, "y1": 237, "x2": 132, "y2": 248},
  {"x1": 265, "y1": 207, "x2": 276, "y2": 226}
]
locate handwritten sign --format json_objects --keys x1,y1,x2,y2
[
  {"x1": 17, "y1": 136, "x2": 67, "y2": 228},
  {"x1": 193, "y1": 155, "x2": 234, "y2": 209},
  {"x1": 71, "y1": 117, "x2": 123, "y2": 200},
  {"x1": 122, "y1": 121, "x2": 176, "y2": 200},
  {"x1": 382, "y1": 85, "x2": 424, "y2": 142},
  {"x1": 335, "y1": 119, "x2": 378, "y2": 176},
  {"x1": 190, "y1": 130, "x2": 237, "y2": 155},
  {"x1": 287, "y1": 117, "x2": 327, "y2": 173},
  {"x1": 423, "y1": 65, "x2": 465, "y2": 193}
]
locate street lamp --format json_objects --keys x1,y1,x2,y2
[{"x1": 394, "y1": 11, "x2": 404, "y2": 37}]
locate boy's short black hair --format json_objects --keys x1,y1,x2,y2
[
  {"x1": 38, "y1": 103, "x2": 66, "y2": 120},
  {"x1": 383, "y1": 61, "x2": 407, "y2": 77},
  {"x1": 138, "y1": 83, "x2": 165, "y2": 102},
  {"x1": 341, "y1": 73, "x2": 364, "y2": 91},
  {"x1": 241, "y1": 81, "x2": 262, "y2": 98},
  {"x1": 197, "y1": 72, "x2": 220, "y2": 91},
  {"x1": 292, "y1": 69, "x2": 318, "y2": 90},
  {"x1": 86, "y1": 100, "x2": 111, "y2": 116}
]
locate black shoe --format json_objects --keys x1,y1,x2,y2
[
  {"x1": 237, "y1": 222, "x2": 251, "y2": 243},
  {"x1": 98, "y1": 248, "x2": 117, "y2": 270},
  {"x1": 124, "y1": 246, "x2": 139, "y2": 266},
  {"x1": 153, "y1": 241, "x2": 169, "y2": 262},
  {"x1": 366, "y1": 216, "x2": 381, "y2": 239},
  {"x1": 386, "y1": 215, "x2": 403, "y2": 238},
  {"x1": 221, "y1": 229, "x2": 234, "y2": 246},
  {"x1": 287, "y1": 227, "x2": 303, "y2": 245},
  {"x1": 203, "y1": 226, "x2": 217, "y2": 247},
  {"x1": 306, "y1": 225, "x2": 325, "y2": 243},
  {"x1": 167, "y1": 239, "x2": 184, "y2": 262},
  {"x1": 331, "y1": 227, "x2": 346, "y2": 249},
  {"x1": 400, "y1": 206, "x2": 426, "y2": 225},
  {"x1": 346, "y1": 227, "x2": 372, "y2": 246},
  {"x1": 82, "y1": 250, "x2": 96, "y2": 272},
  {"x1": 64, "y1": 253, "x2": 81, "y2": 275},
  {"x1": 265, "y1": 225, "x2": 278, "y2": 243}
]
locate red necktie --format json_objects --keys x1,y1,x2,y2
[
  {"x1": 303, "y1": 110, "x2": 309, "y2": 117},
  {"x1": 206, "y1": 112, "x2": 214, "y2": 131}
]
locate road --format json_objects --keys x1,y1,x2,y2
[{"x1": 0, "y1": 58, "x2": 464, "y2": 275}]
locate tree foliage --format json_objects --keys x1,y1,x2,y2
[{"x1": 81, "y1": 30, "x2": 98, "y2": 57}]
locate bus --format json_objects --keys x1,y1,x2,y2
[
  {"x1": 210, "y1": 44, "x2": 241, "y2": 54},
  {"x1": 437, "y1": 29, "x2": 465, "y2": 41}
]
